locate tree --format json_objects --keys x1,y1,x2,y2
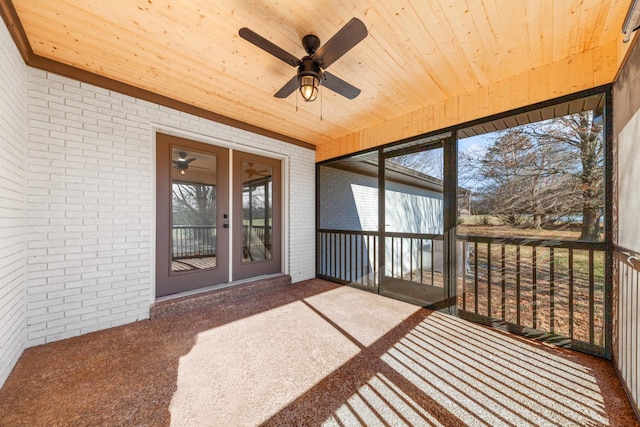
[
  {"x1": 468, "y1": 109, "x2": 604, "y2": 240},
  {"x1": 388, "y1": 148, "x2": 444, "y2": 180},
  {"x1": 172, "y1": 183, "x2": 217, "y2": 226},
  {"x1": 475, "y1": 130, "x2": 581, "y2": 228},
  {"x1": 531, "y1": 110, "x2": 604, "y2": 240}
]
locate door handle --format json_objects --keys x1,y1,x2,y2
[{"x1": 223, "y1": 223, "x2": 229, "y2": 229}]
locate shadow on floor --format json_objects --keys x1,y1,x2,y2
[{"x1": 0, "y1": 279, "x2": 637, "y2": 426}]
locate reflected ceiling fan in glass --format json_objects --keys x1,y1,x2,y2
[
  {"x1": 243, "y1": 161, "x2": 271, "y2": 179},
  {"x1": 173, "y1": 151, "x2": 196, "y2": 175},
  {"x1": 172, "y1": 150, "x2": 210, "y2": 176}
]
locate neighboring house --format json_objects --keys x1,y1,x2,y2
[{"x1": 320, "y1": 158, "x2": 446, "y2": 282}]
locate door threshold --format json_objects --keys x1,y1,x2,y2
[{"x1": 151, "y1": 274, "x2": 291, "y2": 319}]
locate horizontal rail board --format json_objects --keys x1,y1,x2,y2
[{"x1": 457, "y1": 234, "x2": 605, "y2": 250}]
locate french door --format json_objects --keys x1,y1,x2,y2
[{"x1": 156, "y1": 133, "x2": 281, "y2": 298}]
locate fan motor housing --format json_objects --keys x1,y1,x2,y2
[{"x1": 297, "y1": 56, "x2": 322, "y2": 82}]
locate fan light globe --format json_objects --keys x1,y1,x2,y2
[{"x1": 299, "y1": 75, "x2": 319, "y2": 102}]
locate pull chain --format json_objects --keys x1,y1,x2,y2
[{"x1": 320, "y1": 84, "x2": 323, "y2": 121}]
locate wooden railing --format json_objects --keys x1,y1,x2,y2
[
  {"x1": 317, "y1": 230, "x2": 379, "y2": 289},
  {"x1": 317, "y1": 229, "x2": 608, "y2": 356},
  {"x1": 172, "y1": 225, "x2": 216, "y2": 258},
  {"x1": 172, "y1": 224, "x2": 271, "y2": 261},
  {"x1": 384, "y1": 233, "x2": 444, "y2": 287},
  {"x1": 457, "y1": 235, "x2": 607, "y2": 356}
]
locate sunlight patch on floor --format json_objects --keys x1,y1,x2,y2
[
  {"x1": 169, "y1": 299, "x2": 361, "y2": 426},
  {"x1": 325, "y1": 311, "x2": 610, "y2": 427},
  {"x1": 303, "y1": 285, "x2": 420, "y2": 347}
]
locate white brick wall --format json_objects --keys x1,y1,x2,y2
[
  {"x1": 0, "y1": 22, "x2": 27, "y2": 387},
  {"x1": 288, "y1": 153, "x2": 316, "y2": 281},
  {"x1": 24, "y1": 69, "x2": 316, "y2": 346}
]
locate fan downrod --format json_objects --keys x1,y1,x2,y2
[{"x1": 302, "y1": 34, "x2": 320, "y2": 54}]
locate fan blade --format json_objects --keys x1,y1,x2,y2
[
  {"x1": 239, "y1": 28, "x2": 301, "y2": 67},
  {"x1": 322, "y1": 72, "x2": 361, "y2": 99},
  {"x1": 312, "y1": 18, "x2": 367, "y2": 69},
  {"x1": 185, "y1": 158, "x2": 196, "y2": 164},
  {"x1": 274, "y1": 75, "x2": 299, "y2": 98}
]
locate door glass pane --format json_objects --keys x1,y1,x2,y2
[
  {"x1": 242, "y1": 160, "x2": 273, "y2": 263},
  {"x1": 171, "y1": 148, "x2": 217, "y2": 272}
]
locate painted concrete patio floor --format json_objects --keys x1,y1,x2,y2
[{"x1": 0, "y1": 278, "x2": 637, "y2": 426}]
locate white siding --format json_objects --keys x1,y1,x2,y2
[
  {"x1": 319, "y1": 166, "x2": 443, "y2": 234},
  {"x1": 0, "y1": 22, "x2": 27, "y2": 387}
]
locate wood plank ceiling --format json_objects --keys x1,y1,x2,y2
[{"x1": 5, "y1": 0, "x2": 633, "y2": 158}]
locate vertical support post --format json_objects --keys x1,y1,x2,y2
[
  {"x1": 533, "y1": 245, "x2": 538, "y2": 329},
  {"x1": 431, "y1": 239, "x2": 435, "y2": 287},
  {"x1": 410, "y1": 238, "x2": 413, "y2": 282},
  {"x1": 400, "y1": 238, "x2": 404, "y2": 279},
  {"x1": 333, "y1": 232, "x2": 337, "y2": 278},
  {"x1": 316, "y1": 164, "x2": 321, "y2": 278},
  {"x1": 474, "y1": 241, "x2": 479, "y2": 314},
  {"x1": 341, "y1": 233, "x2": 345, "y2": 280},
  {"x1": 569, "y1": 248, "x2": 574, "y2": 339},
  {"x1": 589, "y1": 249, "x2": 595, "y2": 344},
  {"x1": 550, "y1": 247, "x2": 555, "y2": 334},
  {"x1": 419, "y1": 238, "x2": 424, "y2": 285},
  {"x1": 604, "y1": 87, "x2": 613, "y2": 358},
  {"x1": 444, "y1": 131, "x2": 458, "y2": 314},
  {"x1": 378, "y1": 148, "x2": 385, "y2": 293},
  {"x1": 487, "y1": 243, "x2": 492, "y2": 318},
  {"x1": 516, "y1": 245, "x2": 521, "y2": 326},
  {"x1": 502, "y1": 244, "x2": 506, "y2": 321}
]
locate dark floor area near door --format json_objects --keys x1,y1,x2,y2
[{"x1": 0, "y1": 279, "x2": 637, "y2": 426}]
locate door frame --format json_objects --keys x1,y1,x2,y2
[{"x1": 152, "y1": 127, "x2": 289, "y2": 300}]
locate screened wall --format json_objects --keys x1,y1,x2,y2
[{"x1": 317, "y1": 88, "x2": 611, "y2": 357}]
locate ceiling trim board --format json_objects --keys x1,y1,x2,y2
[{"x1": 0, "y1": 0, "x2": 31, "y2": 62}]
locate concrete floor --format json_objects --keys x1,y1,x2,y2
[{"x1": 0, "y1": 278, "x2": 637, "y2": 426}]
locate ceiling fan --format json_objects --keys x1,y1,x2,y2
[
  {"x1": 173, "y1": 151, "x2": 196, "y2": 175},
  {"x1": 239, "y1": 17, "x2": 367, "y2": 102},
  {"x1": 244, "y1": 162, "x2": 271, "y2": 179}
]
